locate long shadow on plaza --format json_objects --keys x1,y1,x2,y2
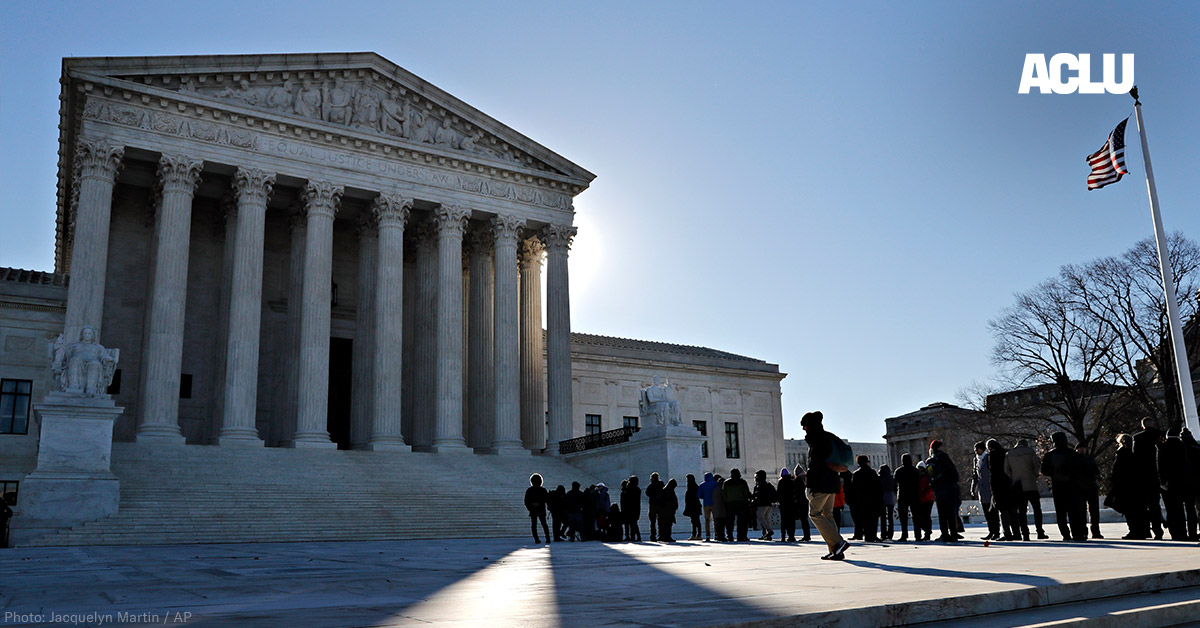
[
  {"x1": 548, "y1": 541, "x2": 779, "y2": 627},
  {"x1": 844, "y1": 558, "x2": 1061, "y2": 587}
]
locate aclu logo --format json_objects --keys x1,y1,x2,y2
[{"x1": 1018, "y1": 54, "x2": 1134, "y2": 94}]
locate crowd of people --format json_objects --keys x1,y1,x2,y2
[{"x1": 522, "y1": 413, "x2": 1200, "y2": 560}]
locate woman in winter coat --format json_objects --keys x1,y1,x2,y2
[
  {"x1": 777, "y1": 467, "x2": 797, "y2": 542},
  {"x1": 712, "y1": 476, "x2": 729, "y2": 542},
  {"x1": 621, "y1": 476, "x2": 642, "y2": 542},
  {"x1": 879, "y1": 465, "x2": 897, "y2": 541},
  {"x1": 658, "y1": 478, "x2": 679, "y2": 543},
  {"x1": 987, "y1": 439, "x2": 1020, "y2": 540},
  {"x1": 683, "y1": 474, "x2": 702, "y2": 540},
  {"x1": 1110, "y1": 433, "x2": 1143, "y2": 538},
  {"x1": 915, "y1": 460, "x2": 936, "y2": 541}
]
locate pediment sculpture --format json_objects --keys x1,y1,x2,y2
[
  {"x1": 50, "y1": 326, "x2": 119, "y2": 396},
  {"x1": 639, "y1": 375, "x2": 683, "y2": 427}
]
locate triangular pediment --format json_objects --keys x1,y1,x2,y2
[{"x1": 63, "y1": 52, "x2": 595, "y2": 186}]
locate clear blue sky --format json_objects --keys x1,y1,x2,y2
[{"x1": 3, "y1": 1, "x2": 1198, "y2": 442}]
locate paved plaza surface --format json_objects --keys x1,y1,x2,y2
[{"x1": 2, "y1": 523, "x2": 1199, "y2": 627}]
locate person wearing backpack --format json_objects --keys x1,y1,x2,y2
[
  {"x1": 801, "y1": 410, "x2": 850, "y2": 560},
  {"x1": 926, "y1": 440, "x2": 962, "y2": 542}
]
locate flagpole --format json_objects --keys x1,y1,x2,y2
[{"x1": 1131, "y1": 86, "x2": 1200, "y2": 435}]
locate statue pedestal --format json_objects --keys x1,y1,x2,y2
[
  {"x1": 10, "y1": 392, "x2": 124, "y2": 546},
  {"x1": 563, "y1": 423, "x2": 706, "y2": 489}
]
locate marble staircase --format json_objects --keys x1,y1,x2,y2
[{"x1": 20, "y1": 442, "x2": 600, "y2": 547}]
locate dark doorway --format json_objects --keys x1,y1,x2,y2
[{"x1": 328, "y1": 337, "x2": 353, "y2": 449}]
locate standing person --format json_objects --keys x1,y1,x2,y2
[
  {"x1": 1006, "y1": 438, "x2": 1049, "y2": 540},
  {"x1": 722, "y1": 468, "x2": 751, "y2": 542},
  {"x1": 1158, "y1": 429, "x2": 1190, "y2": 541},
  {"x1": 658, "y1": 478, "x2": 679, "y2": 543},
  {"x1": 1182, "y1": 429, "x2": 1200, "y2": 541},
  {"x1": 1110, "y1": 433, "x2": 1143, "y2": 539},
  {"x1": 894, "y1": 454, "x2": 920, "y2": 542},
  {"x1": 972, "y1": 442, "x2": 999, "y2": 540},
  {"x1": 712, "y1": 475, "x2": 729, "y2": 542},
  {"x1": 645, "y1": 472, "x2": 664, "y2": 542},
  {"x1": 850, "y1": 456, "x2": 882, "y2": 542},
  {"x1": 1041, "y1": 432, "x2": 1088, "y2": 541},
  {"x1": 1133, "y1": 418, "x2": 1165, "y2": 540},
  {"x1": 684, "y1": 474, "x2": 702, "y2": 541},
  {"x1": 1075, "y1": 444, "x2": 1105, "y2": 540},
  {"x1": 565, "y1": 482, "x2": 585, "y2": 541},
  {"x1": 777, "y1": 467, "x2": 798, "y2": 542},
  {"x1": 926, "y1": 440, "x2": 962, "y2": 542},
  {"x1": 621, "y1": 476, "x2": 642, "y2": 542},
  {"x1": 753, "y1": 469, "x2": 777, "y2": 540},
  {"x1": 595, "y1": 483, "x2": 611, "y2": 534},
  {"x1": 698, "y1": 472, "x2": 719, "y2": 541},
  {"x1": 801, "y1": 410, "x2": 851, "y2": 560},
  {"x1": 548, "y1": 485, "x2": 567, "y2": 542},
  {"x1": 879, "y1": 464, "x2": 897, "y2": 541},
  {"x1": 582, "y1": 485, "x2": 597, "y2": 541},
  {"x1": 794, "y1": 465, "x2": 812, "y2": 542},
  {"x1": 915, "y1": 460, "x2": 936, "y2": 541},
  {"x1": 0, "y1": 492, "x2": 12, "y2": 549},
  {"x1": 838, "y1": 470, "x2": 854, "y2": 535},
  {"x1": 524, "y1": 474, "x2": 551, "y2": 544},
  {"x1": 987, "y1": 439, "x2": 1019, "y2": 540}
]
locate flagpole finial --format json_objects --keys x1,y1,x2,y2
[{"x1": 1130, "y1": 86, "x2": 1140, "y2": 105}]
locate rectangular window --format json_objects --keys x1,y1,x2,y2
[
  {"x1": 0, "y1": 379, "x2": 32, "y2": 435},
  {"x1": 585, "y1": 414, "x2": 601, "y2": 436},
  {"x1": 623, "y1": 416, "x2": 639, "y2": 430},
  {"x1": 694, "y1": 420, "x2": 708, "y2": 458},
  {"x1": 0, "y1": 480, "x2": 17, "y2": 505},
  {"x1": 725, "y1": 422, "x2": 739, "y2": 459}
]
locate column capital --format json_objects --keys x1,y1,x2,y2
[
  {"x1": 233, "y1": 167, "x2": 276, "y2": 207},
  {"x1": 541, "y1": 224, "x2": 577, "y2": 252},
  {"x1": 518, "y1": 237, "x2": 545, "y2": 266},
  {"x1": 373, "y1": 191, "x2": 413, "y2": 228},
  {"x1": 302, "y1": 180, "x2": 344, "y2": 219},
  {"x1": 467, "y1": 227, "x2": 494, "y2": 255},
  {"x1": 433, "y1": 204, "x2": 471, "y2": 237},
  {"x1": 287, "y1": 202, "x2": 306, "y2": 233},
  {"x1": 355, "y1": 212, "x2": 378, "y2": 239},
  {"x1": 413, "y1": 219, "x2": 438, "y2": 253},
  {"x1": 490, "y1": 214, "x2": 525, "y2": 245},
  {"x1": 157, "y1": 153, "x2": 204, "y2": 195},
  {"x1": 75, "y1": 138, "x2": 125, "y2": 180}
]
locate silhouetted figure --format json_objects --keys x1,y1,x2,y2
[
  {"x1": 582, "y1": 485, "x2": 597, "y2": 541},
  {"x1": 987, "y1": 439, "x2": 1019, "y2": 540},
  {"x1": 794, "y1": 465, "x2": 812, "y2": 541},
  {"x1": 753, "y1": 469, "x2": 777, "y2": 540},
  {"x1": 723, "y1": 468, "x2": 752, "y2": 542},
  {"x1": 1110, "y1": 433, "x2": 1143, "y2": 538},
  {"x1": 895, "y1": 453, "x2": 920, "y2": 542},
  {"x1": 548, "y1": 485, "x2": 567, "y2": 541},
  {"x1": 621, "y1": 475, "x2": 642, "y2": 541},
  {"x1": 606, "y1": 504, "x2": 624, "y2": 541},
  {"x1": 595, "y1": 483, "x2": 611, "y2": 534},
  {"x1": 926, "y1": 440, "x2": 962, "y2": 542},
  {"x1": 645, "y1": 472, "x2": 664, "y2": 542},
  {"x1": 838, "y1": 470, "x2": 853, "y2": 532},
  {"x1": 0, "y1": 493, "x2": 12, "y2": 549},
  {"x1": 915, "y1": 460, "x2": 935, "y2": 541},
  {"x1": 1133, "y1": 418, "x2": 1165, "y2": 539},
  {"x1": 698, "y1": 472, "x2": 719, "y2": 541},
  {"x1": 801, "y1": 410, "x2": 850, "y2": 560},
  {"x1": 712, "y1": 475, "x2": 729, "y2": 542},
  {"x1": 1042, "y1": 432, "x2": 1088, "y2": 541},
  {"x1": 1075, "y1": 443, "x2": 1104, "y2": 540},
  {"x1": 879, "y1": 464, "x2": 896, "y2": 540},
  {"x1": 850, "y1": 456, "x2": 881, "y2": 542},
  {"x1": 1182, "y1": 429, "x2": 1200, "y2": 541},
  {"x1": 565, "y1": 482, "x2": 585, "y2": 541},
  {"x1": 658, "y1": 478, "x2": 679, "y2": 543},
  {"x1": 684, "y1": 474, "x2": 702, "y2": 540},
  {"x1": 525, "y1": 473, "x2": 551, "y2": 544},
  {"x1": 1006, "y1": 438, "x2": 1048, "y2": 540},
  {"x1": 1158, "y1": 429, "x2": 1192, "y2": 541},
  {"x1": 972, "y1": 442, "x2": 999, "y2": 540},
  {"x1": 777, "y1": 467, "x2": 798, "y2": 542}
]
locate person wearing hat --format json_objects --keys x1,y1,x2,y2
[
  {"x1": 801, "y1": 410, "x2": 850, "y2": 560},
  {"x1": 777, "y1": 467, "x2": 798, "y2": 543}
]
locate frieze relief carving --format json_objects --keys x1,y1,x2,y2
[{"x1": 82, "y1": 98, "x2": 574, "y2": 212}]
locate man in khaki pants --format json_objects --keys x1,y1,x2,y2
[{"x1": 802, "y1": 411, "x2": 850, "y2": 560}]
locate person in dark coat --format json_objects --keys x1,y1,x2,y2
[
  {"x1": 658, "y1": 478, "x2": 679, "y2": 542},
  {"x1": 1041, "y1": 432, "x2": 1088, "y2": 541},
  {"x1": 794, "y1": 465, "x2": 811, "y2": 542},
  {"x1": 581, "y1": 485, "x2": 597, "y2": 541},
  {"x1": 722, "y1": 468, "x2": 752, "y2": 542},
  {"x1": 987, "y1": 439, "x2": 1019, "y2": 540},
  {"x1": 683, "y1": 474, "x2": 702, "y2": 540},
  {"x1": 850, "y1": 456, "x2": 882, "y2": 542},
  {"x1": 879, "y1": 464, "x2": 897, "y2": 541},
  {"x1": 915, "y1": 460, "x2": 936, "y2": 541},
  {"x1": 645, "y1": 472, "x2": 664, "y2": 542},
  {"x1": 752, "y1": 469, "x2": 778, "y2": 540},
  {"x1": 524, "y1": 473, "x2": 551, "y2": 544},
  {"x1": 0, "y1": 492, "x2": 12, "y2": 549},
  {"x1": 838, "y1": 469, "x2": 854, "y2": 534},
  {"x1": 777, "y1": 467, "x2": 798, "y2": 542},
  {"x1": 972, "y1": 442, "x2": 1000, "y2": 540},
  {"x1": 621, "y1": 475, "x2": 642, "y2": 542},
  {"x1": 1182, "y1": 429, "x2": 1200, "y2": 541},
  {"x1": 1158, "y1": 428, "x2": 1192, "y2": 541},
  {"x1": 712, "y1": 475, "x2": 729, "y2": 542},
  {"x1": 548, "y1": 485, "x2": 567, "y2": 542},
  {"x1": 1110, "y1": 433, "x2": 1143, "y2": 538},
  {"x1": 565, "y1": 482, "x2": 585, "y2": 541},
  {"x1": 1075, "y1": 443, "x2": 1104, "y2": 540},
  {"x1": 894, "y1": 453, "x2": 920, "y2": 542},
  {"x1": 801, "y1": 410, "x2": 849, "y2": 559},
  {"x1": 926, "y1": 440, "x2": 962, "y2": 542},
  {"x1": 1132, "y1": 418, "x2": 1165, "y2": 539}
]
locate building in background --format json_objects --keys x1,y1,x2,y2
[{"x1": 785, "y1": 438, "x2": 887, "y2": 472}]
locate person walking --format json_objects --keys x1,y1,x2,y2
[
  {"x1": 1075, "y1": 443, "x2": 1105, "y2": 540},
  {"x1": 753, "y1": 469, "x2": 778, "y2": 541},
  {"x1": 851, "y1": 456, "x2": 882, "y2": 542},
  {"x1": 658, "y1": 478, "x2": 679, "y2": 543},
  {"x1": 621, "y1": 476, "x2": 642, "y2": 542},
  {"x1": 698, "y1": 472, "x2": 719, "y2": 541},
  {"x1": 1006, "y1": 438, "x2": 1049, "y2": 540},
  {"x1": 722, "y1": 468, "x2": 751, "y2": 542},
  {"x1": 972, "y1": 441, "x2": 999, "y2": 540},
  {"x1": 801, "y1": 410, "x2": 851, "y2": 560},
  {"x1": 684, "y1": 474, "x2": 703, "y2": 540},
  {"x1": 524, "y1": 473, "x2": 551, "y2": 544},
  {"x1": 1041, "y1": 432, "x2": 1088, "y2": 541},
  {"x1": 794, "y1": 465, "x2": 812, "y2": 542},
  {"x1": 879, "y1": 464, "x2": 897, "y2": 541},
  {"x1": 777, "y1": 467, "x2": 798, "y2": 542},
  {"x1": 645, "y1": 472, "x2": 664, "y2": 542},
  {"x1": 926, "y1": 440, "x2": 962, "y2": 542},
  {"x1": 894, "y1": 453, "x2": 920, "y2": 542}
]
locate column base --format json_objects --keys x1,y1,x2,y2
[
  {"x1": 136, "y1": 424, "x2": 186, "y2": 445},
  {"x1": 428, "y1": 440, "x2": 473, "y2": 454},
  {"x1": 365, "y1": 438, "x2": 411, "y2": 452},
  {"x1": 216, "y1": 428, "x2": 265, "y2": 447},
  {"x1": 291, "y1": 432, "x2": 337, "y2": 449}
]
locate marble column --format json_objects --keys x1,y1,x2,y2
[
  {"x1": 518, "y1": 237, "x2": 546, "y2": 451},
  {"x1": 292, "y1": 180, "x2": 343, "y2": 449},
  {"x1": 467, "y1": 228, "x2": 495, "y2": 450},
  {"x1": 64, "y1": 139, "x2": 124, "y2": 341},
  {"x1": 411, "y1": 221, "x2": 437, "y2": 449},
  {"x1": 543, "y1": 224, "x2": 577, "y2": 455},
  {"x1": 212, "y1": 197, "x2": 237, "y2": 443},
  {"x1": 431, "y1": 204, "x2": 472, "y2": 453},
  {"x1": 490, "y1": 215, "x2": 527, "y2": 455},
  {"x1": 350, "y1": 213, "x2": 377, "y2": 449},
  {"x1": 368, "y1": 192, "x2": 412, "y2": 451},
  {"x1": 137, "y1": 154, "x2": 203, "y2": 444},
  {"x1": 217, "y1": 168, "x2": 276, "y2": 446},
  {"x1": 281, "y1": 208, "x2": 305, "y2": 446}
]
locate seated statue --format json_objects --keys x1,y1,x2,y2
[
  {"x1": 51, "y1": 326, "x2": 119, "y2": 396},
  {"x1": 639, "y1": 375, "x2": 682, "y2": 426}
]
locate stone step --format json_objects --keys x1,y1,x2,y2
[{"x1": 909, "y1": 586, "x2": 1200, "y2": 627}]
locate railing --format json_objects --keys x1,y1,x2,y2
[{"x1": 558, "y1": 426, "x2": 639, "y2": 455}]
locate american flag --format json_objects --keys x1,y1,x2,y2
[{"x1": 1086, "y1": 118, "x2": 1130, "y2": 191}]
